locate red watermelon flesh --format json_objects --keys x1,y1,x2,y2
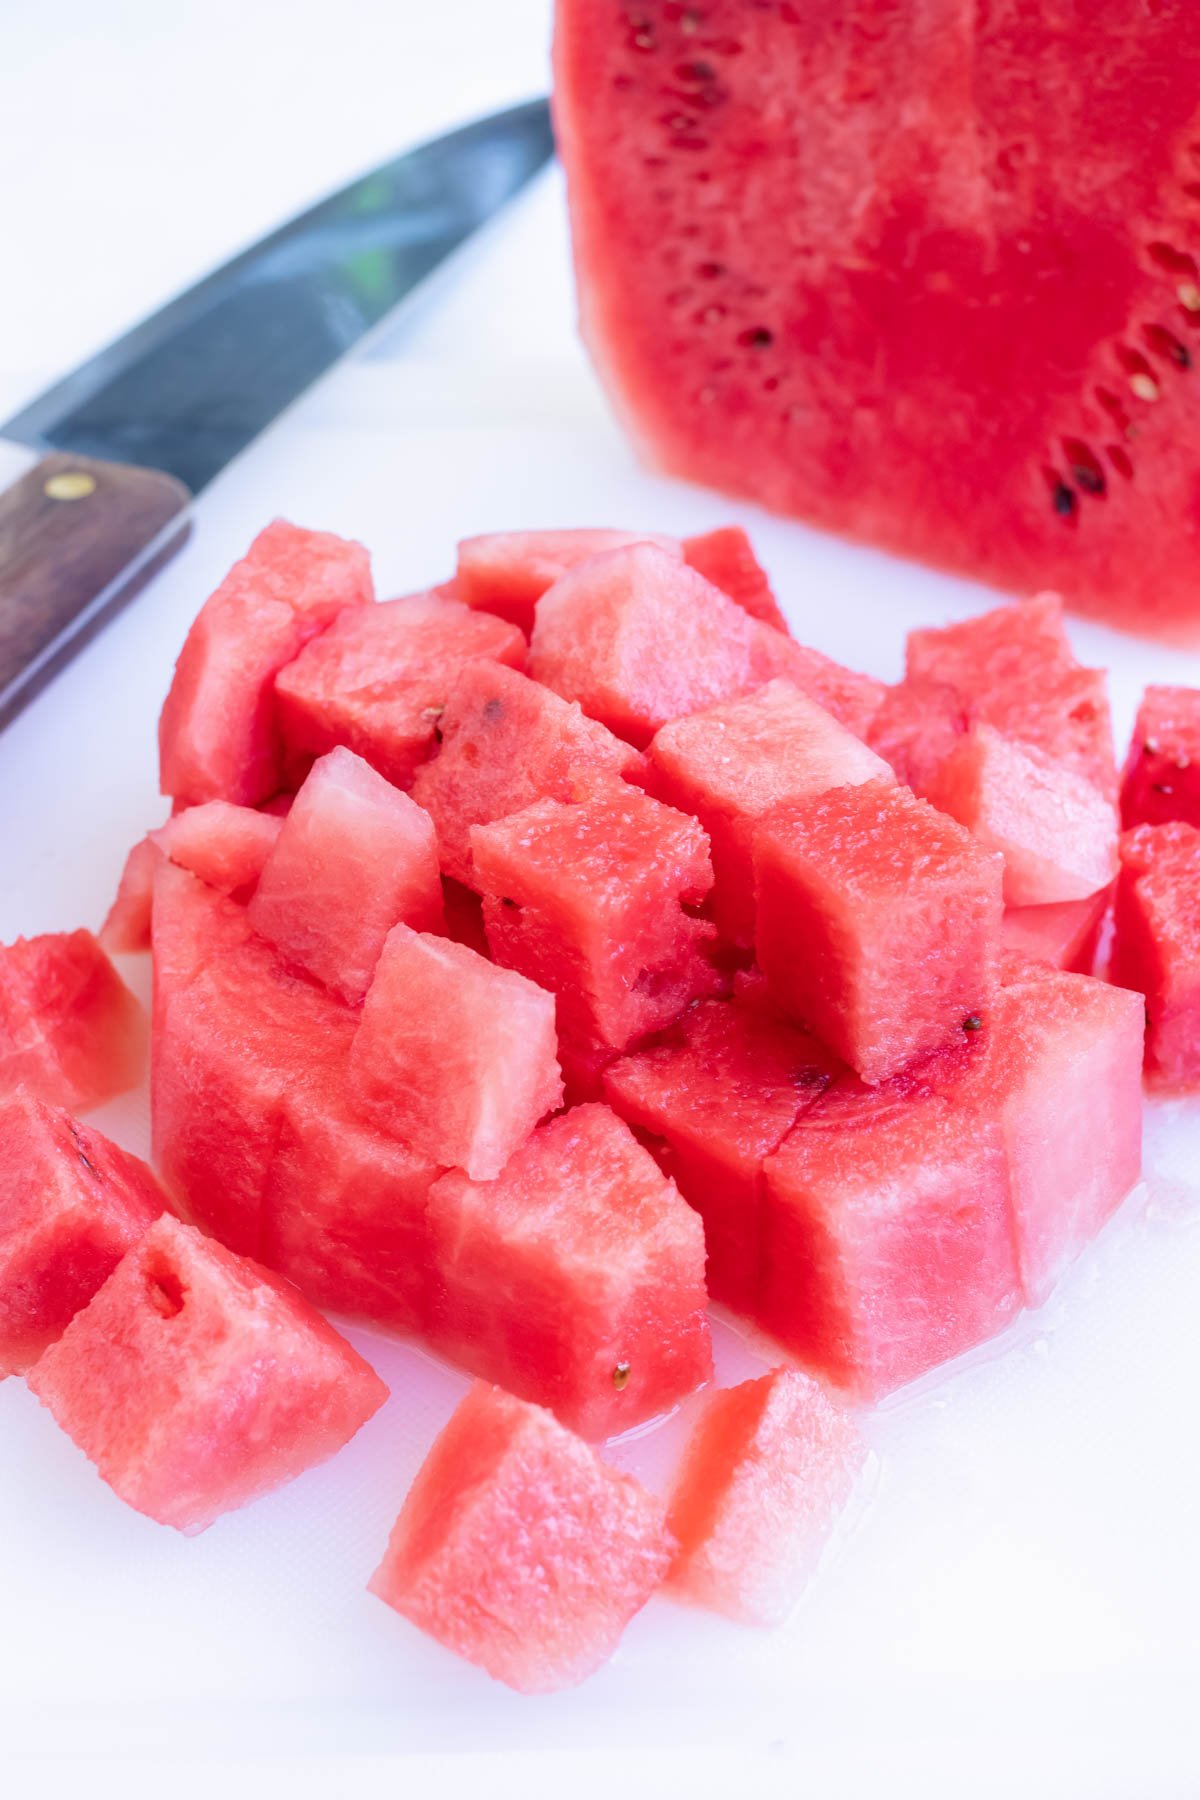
[
  {"x1": 647, "y1": 679, "x2": 893, "y2": 945},
  {"x1": 0, "y1": 1090, "x2": 165, "y2": 1377},
  {"x1": 553, "y1": 3, "x2": 1200, "y2": 640},
  {"x1": 1001, "y1": 889, "x2": 1111, "y2": 976},
  {"x1": 603, "y1": 998, "x2": 838, "y2": 1313},
  {"x1": 428, "y1": 1104, "x2": 711, "y2": 1439},
  {"x1": 368, "y1": 1382, "x2": 674, "y2": 1693},
  {"x1": 249, "y1": 748, "x2": 443, "y2": 1003},
  {"x1": 1120, "y1": 686, "x2": 1200, "y2": 829},
  {"x1": 867, "y1": 678, "x2": 970, "y2": 796},
  {"x1": 455, "y1": 528, "x2": 681, "y2": 635},
  {"x1": 471, "y1": 785, "x2": 719, "y2": 1057},
  {"x1": 100, "y1": 836, "x2": 166, "y2": 955},
  {"x1": 760, "y1": 1068, "x2": 1021, "y2": 1400},
  {"x1": 0, "y1": 931, "x2": 146, "y2": 1114},
  {"x1": 944, "y1": 963, "x2": 1145, "y2": 1307},
  {"x1": 439, "y1": 876, "x2": 491, "y2": 959},
  {"x1": 754, "y1": 779, "x2": 1003, "y2": 1084},
  {"x1": 27, "y1": 1214, "x2": 387, "y2": 1534},
  {"x1": 411, "y1": 659, "x2": 643, "y2": 887},
  {"x1": 158, "y1": 521, "x2": 372, "y2": 806},
  {"x1": 924, "y1": 724, "x2": 1118, "y2": 906},
  {"x1": 158, "y1": 802, "x2": 283, "y2": 897},
  {"x1": 681, "y1": 526, "x2": 788, "y2": 633},
  {"x1": 1111, "y1": 821, "x2": 1200, "y2": 1090},
  {"x1": 274, "y1": 592, "x2": 526, "y2": 789},
  {"x1": 666, "y1": 1367, "x2": 865, "y2": 1627},
  {"x1": 347, "y1": 925, "x2": 562, "y2": 1181}
]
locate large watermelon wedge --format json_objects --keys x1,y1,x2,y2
[{"x1": 554, "y1": 2, "x2": 1200, "y2": 638}]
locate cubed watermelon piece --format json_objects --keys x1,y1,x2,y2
[
  {"x1": 249, "y1": 748, "x2": 443, "y2": 1002},
  {"x1": 647, "y1": 679, "x2": 893, "y2": 945},
  {"x1": 471, "y1": 785, "x2": 719, "y2": 1057},
  {"x1": 427, "y1": 1104, "x2": 711, "y2": 1438},
  {"x1": 866, "y1": 678, "x2": 969, "y2": 795},
  {"x1": 1111, "y1": 822, "x2": 1200, "y2": 1090},
  {"x1": 368, "y1": 1382, "x2": 674, "y2": 1692},
  {"x1": 0, "y1": 931, "x2": 146, "y2": 1112},
  {"x1": 348, "y1": 925, "x2": 562, "y2": 1180},
  {"x1": 666, "y1": 1368, "x2": 865, "y2": 1627},
  {"x1": 152, "y1": 865, "x2": 357, "y2": 1255},
  {"x1": 159, "y1": 801, "x2": 283, "y2": 896},
  {"x1": 925, "y1": 724, "x2": 1118, "y2": 906},
  {"x1": 906, "y1": 592, "x2": 1076, "y2": 691},
  {"x1": 158, "y1": 521, "x2": 372, "y2": 806},
  {"x1": 755, "y1": 779, "x2": 1003, "y2": 1084},
  {"x1": 760, "y1": 1068, "x2": 1020, "y2": 1399},
  {"x1": 456, "y1": 528, "x2": 681, "y2": 635},
  {"x1": 1001, "y1": 890, "x2": 1111, "y2": 975},
  {"x1": 100, "y1": 836, "x2": 166, "y2": 954},
  {"x1": 274, "y1": 591, "x2": 526, "y2": 788},
  {"x1": 27, "y1": 1214, "x2": 387, "y2": 1533},
  {"x1": 603, "y1": 999, "x2": 839, "y2": 1313},
  {"x1": 681, "y1": 527, "x2": 788, "y2": 633},
  {"x1": 1120, "y1": 687, "x2": 1200, "y2": 830},
  {"x1": 411, "y1": 660, "x2": 642, "y2": 886},
  {"x1": 947, "y1": 964, "x2": 1145, "y2": 1306},
  {"x1": 0, "y1": 1091, "x2": 165, "y2": 1377}
]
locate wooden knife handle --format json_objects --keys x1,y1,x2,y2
[{"x1": 0, "y1": 450, "x2": 191, "y2": 726}]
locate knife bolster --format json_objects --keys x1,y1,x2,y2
[{"x1": 0, "y1": 451, "x2": 191, "y2": 727}]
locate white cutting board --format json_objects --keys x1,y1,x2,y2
[{"x1": 2, "y1": 169, "x2": 1200, "y2": 1788}]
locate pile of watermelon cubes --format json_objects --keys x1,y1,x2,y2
[{"x1": 4, "y1": 516, "x2": 1194, "y2": 1692}]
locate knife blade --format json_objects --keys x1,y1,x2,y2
[{"x1": 0, "y1": 97, "x2": 554, "y2": 729}]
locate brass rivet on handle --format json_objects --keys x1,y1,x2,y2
[{"x1": 44, "y1": 471, "x2": 97, "y2": 501}]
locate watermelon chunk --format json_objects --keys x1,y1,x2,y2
[
  {"x1": 681, "y1": 527, "x2": 788, "y2": 633},
  {"x1": 471, "y1": 785, "x2": 719, "y2": 1057},
  {"x1": 1002, "y1": 890, "x2": 1111, "y2": 975},
  {"x1": 248, "y1": 748, "x2": 443, "y2": 1003},
  {"x1": 27, "y1": 1214, "x2": 387, "y2": 1534},
  {"x1": 0, "y1": 931, "x2": 146, "y2": 1113},
  {"x1": 1111, "y1": 822, "x2": 1200, "y2": 1090},
  {"x1": 924, "y1": 724, "x2": 1118, "y2": 906},
  {"x1": 159, "y1": 801, "x2": 283, "y2": 896},
  {"x1": 158, "y1": 521, "x2": 372, "y2": 806},
  {"x1": 347, "y1": 925, "x2": 562, "y2": 1181},
  {"x1": 603, "y1": 998, "x2": 838, "y2": 1313},
  {"x1": 368, "y1": 1382, "x2": 674, "y2": 1692},
  {"x1": 553, "y1": 8, "x2": 1200, "y2": 637},
  {"x1": 1120, "y1": 687, "x2": 1200, "y2": 829},
  {"x1": 760, "y1": 1065, "x2": 1021, "y2": 1399},
  {"x1": 455, "y1": 528, "x2": 680, "y2": 635},
  {"x1": 0, "y1": 1091, "x2": 165, "y2": 1377},
  {"x1": 274, "y1": 591, "x2": 526, "y2": 788},
  {"x1": 666, "y1": 1368, "x2": 865, "y2": 1627},
  {"x1": 411, "y1": 660, "x2": 642, "y2": 887},
  {"x1": 754, "y1": 779, "x2": 1003, "y2": 1084},
  {"x1": 427, "y1": 1104, "x2": 712, "y2": 1439},
  {"x1": 100, "y1": 836, "x2": 166, "y2": 954},
  {"x1": 647, "y1": 679, "x2": 893, "y2": 945}
]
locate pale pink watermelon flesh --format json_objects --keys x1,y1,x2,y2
[
  {"x1": 273, "y1": 592, "x2": 526, "y2": 789},
  {"x1": 347, "y1": 924, "x2": 562, "y2": 1181},
  {"x1": 647, "y1": 678, "x2": 893, "y2": 945},
  {"x1": 1002, "y1": 890, "x2": 1111, "y2": 975},
  {"x1": 249, "y1": 747, "x2": 443, "y2": 1003},
  {"x1": 27, "y1": 1214, "x2": 387, "y2": 1534},
  {"x1": 158, "y1": 521, "x2": 372, "y2": 806},
  {"x1": 368, "y1": 1382, "x2": 674, "y2": 1693},
  {"x1": 1111, "y1": 822, "x2": 1200, "y2": 1090},
  {"x1": 411, "y1": 659, "x2": 642, "y2": 887},
  {"x1": 455, "y1": 528, "x2": 681, "y2": 635},
  {"x1": 666, "y1": 1368, "x2": 865, "y2": 1627},
  {"x1": 1120, "y1": 686, "x2": 1200, "y2": 829},
  {"x1": 158, "y1": 801, "x2": 283, "y2": 895},
  {"x1": 427, "y1": 1104, "x2": 711, "y2": 1439},
  {"x1": 0, "y1": 931, "x2": 146, "y2": 1113},
  {"x1": 755, "y1": 779, "x2": 1003, "y2": 1083},
  {"x1": 553, "y1": 2, "x2": 1200, "y2": 639},
  {"x1": 471, "y1": 784, "x2": 719, "y2": 1058},
  {"x1": 0, "y1": 1090, "x2": 165, "y2": 1376},
  {"x1": 101, "y1": 836, "x2": 166, "y2": 954}
]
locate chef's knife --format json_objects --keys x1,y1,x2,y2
[{"x1": 0, "y1": 98, "x2": 554, "y2": 729}]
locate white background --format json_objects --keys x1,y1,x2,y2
[{"x1": 3, "y1": 5, "x2": 1200, "y2": 1795}]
